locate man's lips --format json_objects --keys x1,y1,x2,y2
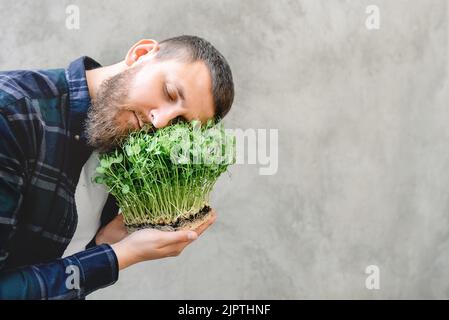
[
  {"x1": 132, "y1": 111, "x2": 145, "y2": 129},
  {"x1": 129, "y1": 111, "x2": 139, "y2": 129}
]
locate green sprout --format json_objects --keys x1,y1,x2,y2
[{"x1": 94, "y1": 120, "x2": 235, "y2": 231}]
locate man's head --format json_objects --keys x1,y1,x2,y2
[{"x1": 86, "y1": 35, "x2": 234, "y2": 152}]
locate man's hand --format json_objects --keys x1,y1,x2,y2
[
  {"x1": 95, "y1": 214, "x2": 129, "y2": 245},
  {"x1": 110, "y1": 210, "x2": 217, "y2": 270}
]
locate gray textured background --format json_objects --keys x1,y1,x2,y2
[{"x1": 1, "y1": 0, "x2": 448, "y2": 299}]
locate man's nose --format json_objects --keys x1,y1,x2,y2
[{"x1": 149, "y1": 108, "x2": 176, "y2": 129}]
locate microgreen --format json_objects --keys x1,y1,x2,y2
[{"x1": 94, "y1": 120, "x2": 235, "y2": 228}]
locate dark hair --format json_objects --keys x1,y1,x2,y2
[{"x1": 156, "y1": 35, "x2": 234, "y2": 120}]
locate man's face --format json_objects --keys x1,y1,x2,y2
[{"x1": 86, "y1": 58, "x2": 215, "y2": 152}]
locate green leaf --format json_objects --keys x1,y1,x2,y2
[
  {"x1": 100, "y1": 158, "x2": 110, "y2": 168},
  {"x1": 113, "y1": 154, "x2": 123, "y2": 163},
  {"x1": 94, "y1": 176, "x2": 104, "y2": 184},
  {"x1": 125, "y1": 145, "x2": 134, "y2": 156},
  {"x1": 122, "y1": 185, "x2": 130, "y2": 194},
  {"x1": 96, "y1": 167, "x2": 106, "y2": 174}
]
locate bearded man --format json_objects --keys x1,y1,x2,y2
[{"x1": 0, "y1": 35, "x2": 234, "y2": 299}]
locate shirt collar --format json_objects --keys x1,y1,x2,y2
[{"x1": 65, "y1": 56, "x2": 102, "y2": 144}]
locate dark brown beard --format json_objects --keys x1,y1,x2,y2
[{"x1": 85, "y1": 64, "x2": 143, "y2": 153}]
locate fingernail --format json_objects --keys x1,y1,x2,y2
[{"x1": 188, "y1": 231, "x2": 198, "y2": 240}]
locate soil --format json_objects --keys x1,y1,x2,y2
[{"x1": 125, "y1": 205, "x2": 212, "y2": 232}]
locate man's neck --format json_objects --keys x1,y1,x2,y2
[{"x1": 85, "y1": 61, "x2": 127, "y2": 100}]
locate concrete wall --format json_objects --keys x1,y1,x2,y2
[{"x1": 1, "y1": 0, "x2": 448, "y2": 299}]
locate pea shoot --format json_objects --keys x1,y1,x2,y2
[{"x1": 94, "y1": 120, "x2": 235, "y2": 231}]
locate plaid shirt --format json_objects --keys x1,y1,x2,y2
[{"x1": 0, "y1": 57, "x2": 119, "y2": 299}]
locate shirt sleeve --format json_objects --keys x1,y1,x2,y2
[
  {"x1": 0, "y1": 244, "x2": 119, "y2": 299},
  {"x1": 0, "y1": 110, "x2": 119, "y2": 299}
]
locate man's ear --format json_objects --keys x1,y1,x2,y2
[{"x1": 125, "y1": 39, "x2": 160, "y2": 67}]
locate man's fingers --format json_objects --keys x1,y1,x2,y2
[
  {"x1": 112, "y1": 213, "x2": 125, "y2": 226},
  {"x1": 194, "y1": 210, "x2": 217, "y2": 236},
  {"x1": 159, "y1": 230, "x2": 198, "y2": 246},
  {"x1": 152, "y1": 209, "x2": 217, "y2": 247}
]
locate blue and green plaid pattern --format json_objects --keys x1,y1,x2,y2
[{"x1": 0, "y1": 57, "x2": 119, "y2": 299}]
